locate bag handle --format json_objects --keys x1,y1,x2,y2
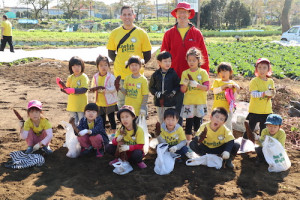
[{"x1": 116, "y1": 27, "x2": 136, "y2": 52}]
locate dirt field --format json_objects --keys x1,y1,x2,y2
[{"x1": 0, "y1": 56, "x2": 299, "y2": 200}]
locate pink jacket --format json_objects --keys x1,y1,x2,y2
[{"x1": 93, "y1": 72, "x2": 118, "y2": 106}]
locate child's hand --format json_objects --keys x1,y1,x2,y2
[
  {"x1": 221, "y1": 151, "x2": 230, "y2": 160},
  {"x1": 182, "y1": 78, "x2": 189, "y2": 86},
  {"x1": 189, "y1": 80, "x2": 200, "y2": 88},
  {"x1": 140, "y1": 109, "x2": 147, "y2": 116},
  {"x1": 78, "y1": 129, "x2": 90, "y2": 136},
  {"x1": 169, "y1": 146, "x2": 177, "y2": 153},
  {"x1": 19, "y1": 120, "x2": 24, "y2": 128},
  {"x1": 265, "y1": 90, "x2": 275, "y2": 97},
  {"x1": 116, "y1": 135, "x2": 123, "y2": 142},
  {"x1": 119, "y1": 144, "x2": 129, "y2": 152},
  {"x1": 254, "y1": 134, "x2": 260, "y2": 141}
]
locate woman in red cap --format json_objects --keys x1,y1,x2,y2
[{"x1": 161, "y1": 1, "x2": 210, "y2": 125}]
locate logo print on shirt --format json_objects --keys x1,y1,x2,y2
[
  {"x1": 197, "y1": 75, "x2": 202, "y2": 80},
  {"x1": 218, "y1": 135, "x2": 224, "y2": 141},
  {"x1": 131, "y1": 37, "x2": 137, "y2": 43},
  {"x1": 77, "y1": 80, "x2": 81, "y2": 86},
  {"x1": 137, "y1": 83, "x2": 142, "y2": 89},
  {"x1": 121, "y1": 43, "x2": 135, "y2": 53}
]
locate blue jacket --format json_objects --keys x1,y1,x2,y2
[{"x1": 77, "y1": 116, "x2": 109, "y2": 144}]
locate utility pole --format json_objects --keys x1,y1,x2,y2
[{"x1": 156, "y1": 0, "x2": 158, "y2": 21}]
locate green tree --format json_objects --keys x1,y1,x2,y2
[
  {"x1": 20, "y1": 0, "x2": 52, "y2": 19},
  {"x1": 122, "y1": 0, "x2": 154, "y2": 21},
  {"x1": 59, "y1": 0, "x2": 89, "y2": 19},
  {"x1": 224, "y1": 0, "x2": 250, "y2": 29},
  {"x1": 200, "y1": 0, "x2": 226, "y2": 29}
]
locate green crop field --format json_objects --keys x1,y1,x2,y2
[{"x1": 207, "y1": 41, "x2": 300, "y2": 79}]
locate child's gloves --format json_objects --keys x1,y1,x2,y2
[
  {"x1": 166, "y1": 90, "x2": 176, "y2": 99},
  {"x1": 119, "y1": 144, "x2": 129, "y2": 152},
  {"x1": 189, "y1": 80, "x2": 199, "y2": 88},
  {"x1": 33, "y1": 143, "x2": 41, "y2": 151},
  {"x1": 140, "y1": 109, "x2": 147, "y2": 116},
  {"x1": 19, "y1": 120, "x2": 25, "y2": 128},
  {"x1": 78, "y1": 129, "x2": 90, "y2": 136},
  {"x1": 56, "y1": 77, "x2": 66, "y2": 89},
  {"x1": 254, "y1": 134, "x2": 260, "y2": 141},
  {"x1": 182, "y1": 78, "x2": 189, "y2": 86},
  {"x1": 169, "y1": 146, "x2": 177, "y2": 153},
  {"x1": 265, "y1": 90, "x2": 275, "y2": 97},
  {"x1": 116, "y1": 135, "x2": 123, "y2": 142},
  {"x1": 221, "y1": 151, "x2": 230, "y2": 160},
  {"x1": 63, "y1": 88, "x2": 75, "y2": 94},
  {"x1": 155, "y1": 91, "x2": 162, "y2": 99}
]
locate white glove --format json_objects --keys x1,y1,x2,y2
[
  {"x1": 222, "y1": 151, "x2": 230, "y2": 160},
  {"x1": 169, "y1": 146, "x2": 177, "y2": 153},
  {"x1": 116, "y1": 135, "x2": 123, "y2": 142},
  {"x1": 119, "y1": 144, "x2": 130, "y2": 152},
  {"x1": 33, "y1": 143, "x2": 41, "y2": 151},
  {"x1": 155, "y1": 91, "x2": 162, "y2": 99},
  {"x1": 265, "y1": 90, "x2": 274, "y2": 97},
  {"x1": 19, "y1": 120, "x2": 24, "y2": 128},
  {"x1": 140, "y1": 109, "x2": 147, "y2": 116},
  {"x1": 189, "y1": 80, "x2": 200, "y2": 88},
  {"x1": 254, "y1": 134, "x2": 260, "y2": 141},
  {"x1": 78, "y1": 129, "x2": 90, "y2": 136},
  {"x1": 182, "y1": 78, "x2": 189, "y2": 86}
]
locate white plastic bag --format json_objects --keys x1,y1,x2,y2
[
  {"x1": 186, "y1": 154, "x2": 223, "y2": 169},
  {"x1": 232, "y1": 101, "x2": 249, "y2": 132},
  {"x1": 138, "y1": 115, "x2": 150, "y2": 155},
  {"x1": 154, "y1": 143, "x2": 180, "y2": 175},
  {"x1": 112, "y1": 158, "x2": 133, "y2": 175},
  {"x1": 61, "y1": 121, "x2": 81, "y2": 158},
  {"x1": 235, "y1": 137, "x2": 257, "y2": 154},
  {"x1": 262, "y1": 135, "x2": 291, "y2": 172}
]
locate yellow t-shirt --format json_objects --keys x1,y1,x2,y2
[
  {"x1": 212, "y1": 79, "x2": 237, "y2": 112},
  {"x1": 106, "y1": 26, "x2": 152, "y2": 79},
  {"x1": 66, "y1": 73, "x2": 89, "y2": 112},
  {"x1": 177, "y1": 27, "x2": 189, "y2": 39},
  {"x1": 91, "y1": 74, "x2": 107, "y2": 107},
  {"x1": 180, "y1": 68, "x2": 209, "y2": 105},
  {"x1": 124, "y1": 75, "x2": 149, "y2": 115},
  {"x1": 24, "y1": 118, "x2": 52, "y2": 136},
  {"x1": 258, "y1": 128, "x2": 286, "y2": 148},
  {"x1": 115, "y1": 126, "x2": 145, "y2": 145},
  {"x1": 1, "y1": 20, "x2": 12, "y2": 36},
  {"x1": 160, "y1": 126, "x2": 186, "y2": 146},
  {"x1": 195, "y1": 122, "x2": 235, "y2": 148},
  {"x1": 248, "y1": 77, "x2": 275, "y2": 114}
]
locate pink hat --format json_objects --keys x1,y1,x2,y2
[
  {"x1": 171, "y1": 2, "x2": 195, "y2": 19},
  {"x1": 255, "y1": 58, "x2": 270, "y2": 67},
  {"x1": 27, "y1": 100, "x2": 42, "y2": 110}
]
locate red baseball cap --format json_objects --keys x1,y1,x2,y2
[{"x1": 171, "y1": 2, "x2": 195, "y2": 19}]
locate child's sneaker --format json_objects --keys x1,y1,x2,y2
[
  {"x1": 96, "y1": 149, "x2": 103, "y2": 158},
  {"x1": 109, "y1": 158, "x2": 119, "y2": 166},
  {"x1": 80, "y1": 146, "x2": 93, "y2": 156},
  {"x1": 25, "y1": 146, "x2": 33, "y2": 154},
  {"x1": 225, "y1": 159, "x2": 234, "y2": 169},
  {"x1": 42, "y1": 146, "x2": 53, "y2": 155},
  {"x1": 175, "y1": 157, "x2": 183, "y2": 163},
  {"x1": 137, "y1": 161, "x2": 147, "y2": 169}
]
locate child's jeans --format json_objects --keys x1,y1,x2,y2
[
  {"x1": 77, "y1": 134, "x2": 104, "y2": 149},
  {"x1": 26, "y1": 130, "x2": 50, "y2": 147},
  {"x1": 69, "y1": 112, "x2": 84, "y2": 125},
  {"x1": 106, "y1": 144, "x2": 144, "y2": 164},
  {"x1": 189, "y1": 140, "x2": 240, "y2": 158},
  {"x1": 174, "y1": 145, "x2": 189, "y2": 158}
]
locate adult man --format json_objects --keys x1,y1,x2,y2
[
  {"x1": 107, "y1": 6, "x2": 152, "y2": 108},
  {"x1": 0, "y1": 15, "x2": 14, "y2": 52}
]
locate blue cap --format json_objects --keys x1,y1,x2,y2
[{"x1": 265, "y1": 114, "x2": 282, "y2": 125}]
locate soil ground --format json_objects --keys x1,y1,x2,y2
[{"x1": 0, "y1": 55, "x2": 299, "y2": 200}]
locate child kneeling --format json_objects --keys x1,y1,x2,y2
[
  {"x1": 255, "y1": 114, "x2": 286, "y2": 165},
  {"x1": 74, "y1": 103, "x2": 109, "y2": 157},
  {"x1": 106, "y1": 105, "x2": 147, "y2": 169},
  {"x1": 157, "y1": 108, "x2": 188, "y2": 162},
  {"x1": 189, "y1": 107, "x2": 240, "y2": 168}
]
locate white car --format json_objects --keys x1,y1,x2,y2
[{"x1": 281, "y1": 25, "x2": 300, "y2": 42}]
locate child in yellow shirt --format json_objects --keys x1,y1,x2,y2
[
  {"x1": 120, "y1": 56, "x2": 149, "y2": 116},
  {"x1": 90, "y1": 55, "x2": 118, "y2": 134},
  {"x1": 211, "y1": 62, "x2": 240, "y2": 131},
  {"x1": 180, "y1": 47, "x2": 209, "y2": 142},
  {"x1": 255, "y1": 114, "x2": 286, "y2": 165},
  {"x1": 189, "y1": 107, "x2": 240, "y2": 168},
  {"x1": 56, "y1": 56, "x2": 89, "y2": 125}
]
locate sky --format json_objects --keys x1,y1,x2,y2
[{"x1": 1, "y1": 0, "x2": 168, "y2": 9}]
